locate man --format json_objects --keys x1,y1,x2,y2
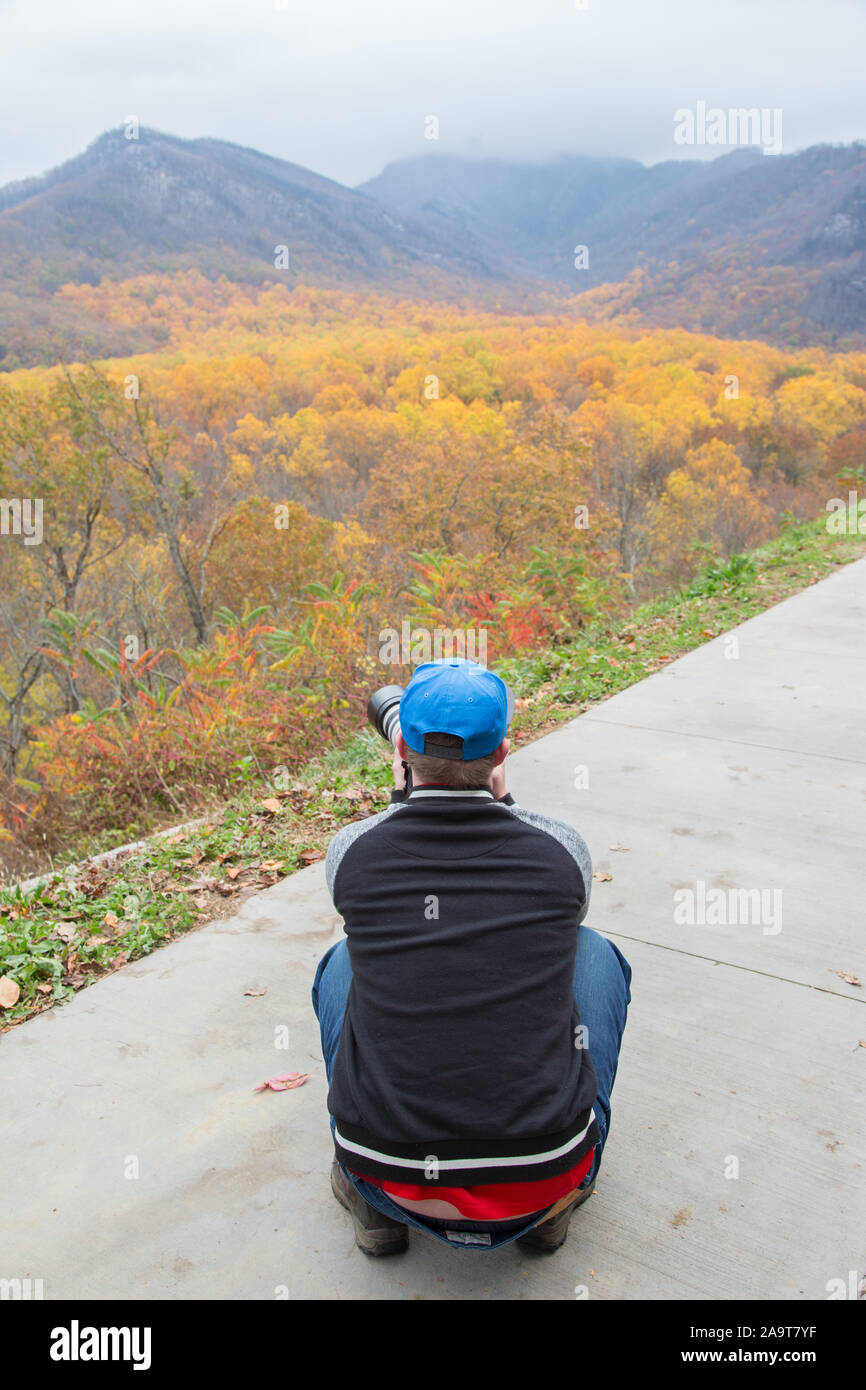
[{"x1": 312, "y1": 657, "x2": 632, "y2": 1255}]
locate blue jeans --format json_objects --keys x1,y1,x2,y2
[{"x1": 311, "y1": 926, "x2": 632, "y2": 1251}]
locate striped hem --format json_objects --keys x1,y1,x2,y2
[
  {"x1": 333, "y1": 1111, "x2": 599, "y2": 1187},
  {"x1": 407, "y1": 788, "x2": 497, "y2": 800}
]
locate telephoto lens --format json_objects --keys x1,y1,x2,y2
[{"x1": 366, "y1": 684, "x2": 405, "y2": 746}]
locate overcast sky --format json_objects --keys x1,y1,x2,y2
[{"x1": 1, "y1": 0, "x2": 865, "y2": 189}]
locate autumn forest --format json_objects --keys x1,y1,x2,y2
[{"x1": 1, "y1": 268, "x2": 864, "y2": 876}]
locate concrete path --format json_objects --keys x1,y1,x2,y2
[{"x1": 3, "y1": 560, "x2": 864, "y2": 1301}]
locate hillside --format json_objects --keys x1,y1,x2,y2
[
  {"x1": 1, "y1": 282, "x2": 864, "y2": 880},
  {"x1": 360, "y1": 143, "x2": 866, "y2": 345},
  {"x1": 2, "y1": 130, "x2": 866, "y2": 368},
  {"x1": 0, "y1": 128, "x2": 516, "y2": 368}
]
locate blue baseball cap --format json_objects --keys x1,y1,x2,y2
[{"x1": 399, "y1": 658, "x2": 515, "y2": 760}]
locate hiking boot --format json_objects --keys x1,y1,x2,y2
[
  {"x1": 515, "y1": 1182, "x2": 595, "y2": 1254},
  {"x1": 330, "y1": 1160, "x2": 409, "y2": 1256}
]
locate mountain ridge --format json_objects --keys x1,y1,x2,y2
[{"x1": 1, "y1": 128, "x2": 865, "y2": 368}]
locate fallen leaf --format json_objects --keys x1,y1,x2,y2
[
  {"x1": 244, "y1": 987, "x2": 267, "y2": 997},
  {"x1": 260, "y1": 798, "x2": 282, "y2": 815},
  {"x1": 36, "y1": 983, "x2": 52, "y2": 995},
  {"x1": 858, "y1": 1040, "x2": 866, "y2": 1049},
  {"x1": 87, "y1": 936, "x2": 111, "y2": 946},
  {"x1": 53, "y1": 922, "x2": 77, "y2": 943},
  {"x1": 300, "y1": 849, "x2": 325, "y2": 864},
  {"x1": 608, "y1": 843, "x2": 629, "y2": 852},
  {"x1": 183, "y1": 877, "x2": 218, "y2": 893},
  {"x1": 77, "y1": 873, "x2": 109, "y2": 899},
  {"x1": 260, "y1": 860, "x2": 284, "y2": 872},
  {"x1": 701, "y1": 629, "x2": 715, "y2": 637},
  {"x1": 593, "y1": 870, "x2": 613, "y2": 882},
  {"x1": 834, "y1": 970, "x2": 862, "y2": 986},
  {"x1": 0, "y1": 975, "x2": 21, "y2": 1007},
  {"x1": 254, "y1": 1072, "x2": 308, "y2": 1093},
  {"x1": 103, "y1": 911, "x2": 119, "y2": 929},
  {"x1": 193, "y1": 895, "x2": 209, "y2": 910},
  {"x1": 226, "y1": 866, "x2": 242, "y2": 880}
]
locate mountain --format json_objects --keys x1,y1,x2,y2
[
  {"x1": 0, "y1": 127, "x2": 520, "y2": 367},
  {"x1": 2, "y1": 129, "x2": 866, "y2": 369},
  {"x1": 359, "y1": 144, "x2": 866, "y2": 344}
]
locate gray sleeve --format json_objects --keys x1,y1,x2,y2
[
  {"x1": 505, "y1": 804, "x2": 593, "y2": 925},
  {"x1": 325, "y1": 802, "x2": 403, "y2": 901}
]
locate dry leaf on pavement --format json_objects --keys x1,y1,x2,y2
[{"x1": 254, "y1": 1072, "x2": 308, "y2": 1092}]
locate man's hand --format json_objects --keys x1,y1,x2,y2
[
  {"x1": 490, "y1": 736, "x2": 510, "y2": 799},
  {"x1": 490, "y1": 761, "x2": 507, "y2": 800}
]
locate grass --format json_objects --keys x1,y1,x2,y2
[{"x1": 1, "y1": 515, "x2": 863, "y2": 1029}]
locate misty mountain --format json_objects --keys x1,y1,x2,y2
[{"x1": 360, "y1": 144, "x2": 866, "y2": 343}]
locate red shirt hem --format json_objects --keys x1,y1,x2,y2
[{"x1": 350, "y1": 1147, "x2": 595, "y2": 1220}]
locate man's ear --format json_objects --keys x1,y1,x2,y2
[
  {"x1": 396, "y1": 733, "x2": 409, "y2": 760},
  {"x1": 492, "y1": 737, "x2": 510, "y2": 767}
]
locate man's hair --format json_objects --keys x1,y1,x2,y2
[{"x1": 405, "y1": 731, "x2": 497, "y2": 789}]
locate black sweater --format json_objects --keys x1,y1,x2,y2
[{"x1": 324, "y1": 785, "x2": 599, "y2": 1186}]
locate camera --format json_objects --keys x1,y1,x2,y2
[
  {"x1": 367, "y1": 684, "x2": 405, "y2": 747},
  {"x1": 367, "y1": 683, "x2": 411, "y2": 791}
]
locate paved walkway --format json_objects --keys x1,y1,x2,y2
[{"x1": 2, "y1": 560, "x2": 864, "y2": 1300}]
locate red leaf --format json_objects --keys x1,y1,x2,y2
[{"x1": 253, "y1": 1072, "x2": 308, "y2": 1093}]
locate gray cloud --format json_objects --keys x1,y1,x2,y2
[{"x1": 0, "y1": 0, "x2": 864, "y2": 188}]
